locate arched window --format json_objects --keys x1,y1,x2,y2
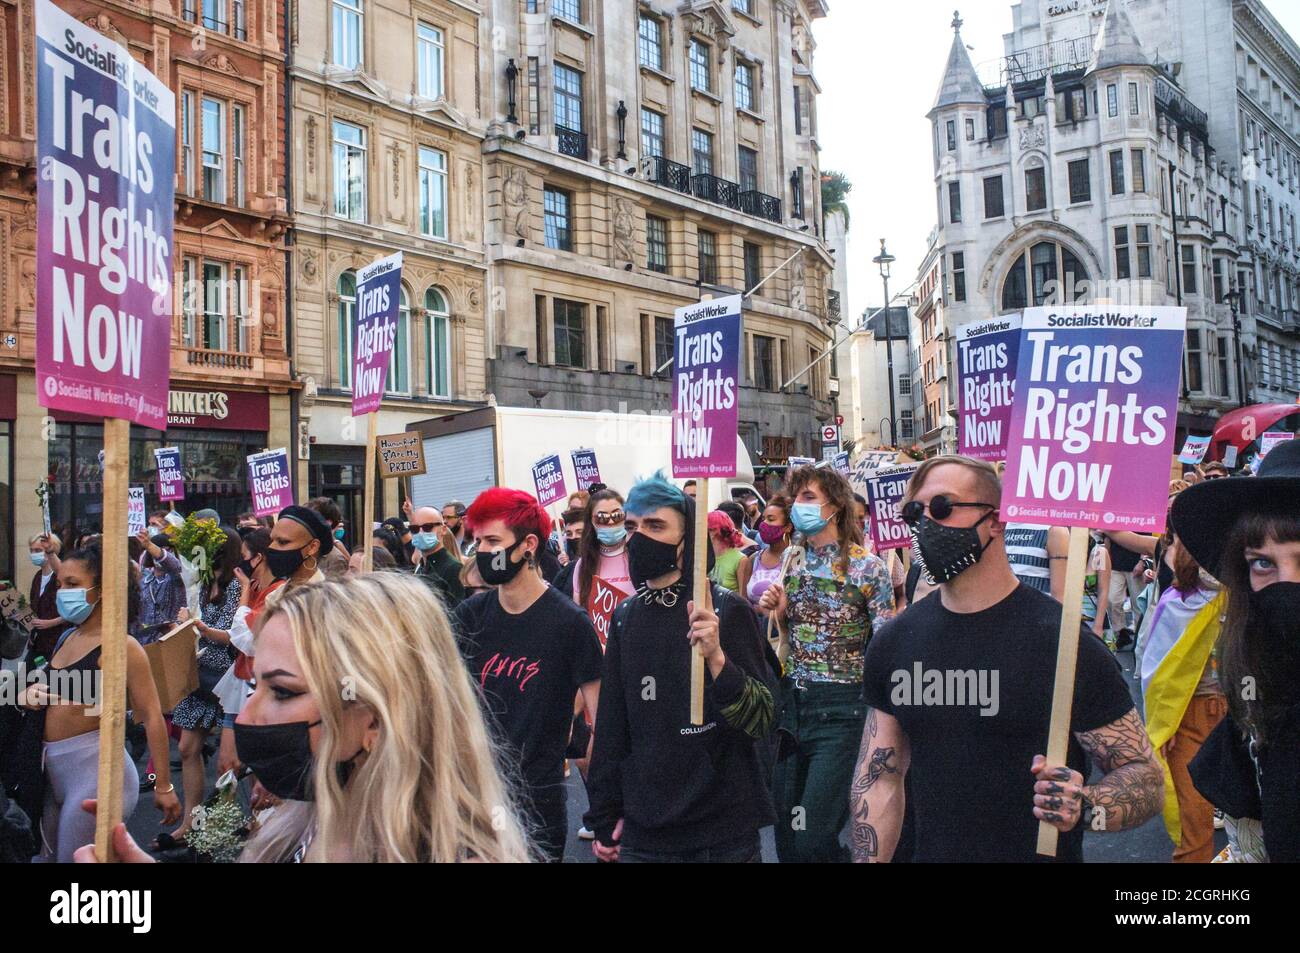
[
  {"x1": 338, "y1": 271, "x2": 356, "y2": 388},
  {"x1": 388, "y1": 287, "x2": 410, "y2": 396},
  {"x1": 425, "y1": 288, "x2": 450, "y2": 399},
  {"x1": 1000, "y1": 241, "x2": 1090, "y2": 311}
]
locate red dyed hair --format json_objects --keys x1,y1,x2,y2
[
  {"x1": 464, "y1": 488, "x2": 552, "y2": 546},
  {"x1": 708, "y1": 510, "x2": 746, "y2": 549}
]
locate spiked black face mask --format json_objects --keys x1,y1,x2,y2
[{"x1": 909, "y1": 510, "x2": 995, "y2": 584}]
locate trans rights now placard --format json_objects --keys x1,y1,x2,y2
[
  {"x1": 672, "y1": 295, "x2": 740, "y2": 479},
  {"x1": 1002, "y1": 306, "x2": 1186, "y2": 534},
  {"x1": 956, "y1": 315, "x2": 1021, "y2": 461}
]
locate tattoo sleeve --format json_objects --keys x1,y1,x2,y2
[
  {"x1": 849, "y1": 707, "x2": 908, "y2": 862},
  {"x1": 1075, "y1": 708, "x2": 1164, "y2": 832}
]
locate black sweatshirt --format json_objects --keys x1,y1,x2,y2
[{"x1": 585, "y1": 582, "x2": 778, "y2": 852}]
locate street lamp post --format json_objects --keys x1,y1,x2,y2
[
  {"x1": 1224, "y1": 283, "x2": 1247, "y2": 409},
  {"x1": 873, "y1": 239, "x2": 898, "y2": 447}
]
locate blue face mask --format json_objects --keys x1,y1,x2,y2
[
  {"x1": 29, "y1": 551, "x2": 46, "y2": 568},
  {"x1": 412, "y1": 531, "x2": 441, "y2": 552},
  {"x1": 56, "y1": 586, "x2": 99, "y2": 625},
  {"x1": 791, "y1": 502, "x2": 831, "y2": 536},
  {"x1": 334, "y1": 527, "x2": 346, "y2": 540},
  {"x1": 596, "y1": 526, "x2": 627, "y2": 546}
]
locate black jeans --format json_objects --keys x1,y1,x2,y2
[
  {"x1": 525, "y1": 783, "x2": 567, "y2": 863},
  {"x1": 620, "y1": 830, "x2": 761, "y2": 864},
  {"x1": 773, "y1": 679, "x2": 866, "y2": 863}
]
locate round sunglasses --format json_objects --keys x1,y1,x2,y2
[{"x1": 901, "y1": 495, "x2": 995, "y2": 527}]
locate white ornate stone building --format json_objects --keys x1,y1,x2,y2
[{"x1": 924, "y1": 0, "x2": 1300, "y2": 449}]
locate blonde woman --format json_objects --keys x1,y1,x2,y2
[{"x1": 77, "y1": 574, "x2": 533, "y2": 863}]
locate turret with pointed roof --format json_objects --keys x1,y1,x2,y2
[
  {"x1": 1088, "y1": 0, "x2": 1149, "y2": 74},
  {"x1": 931, "y1": 10, "x2": 985, "y2": 114}
]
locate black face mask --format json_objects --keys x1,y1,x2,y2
[
  {"x1": 233, "y1": 719, "x2": 364, "y2": 801},
  {"x1": 238, "y1": 556, "x2": 258, "y2": 578},
  {"x1": 1249, "y1": 582, "x2": 1300, "y2": 704},
  {"x1": 627, "y1": 532, "x2": 681, "y2": 589},
  {"x1": 265, "y1": 545, "x2": 310, "y2": 580},
  {"x1": 565, "y1": 537, "x2": 580, "y2": 560},
  {"x1": 475, "y1": 539, "x2": 528, "y2": 586},
  {"x1": 910, "y1": 511, "x2": 995, "y2": 584}
]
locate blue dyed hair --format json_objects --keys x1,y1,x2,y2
[{"x1": 625, "y1": 470, "x2": 687, "y2": 517}]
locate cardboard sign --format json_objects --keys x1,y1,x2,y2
[
  {"x1": 586, "y1": 575, "x2": 623, "y2": 649},
  {"x1": 956, "y1": 315, "x2": 1022, "y2": 461},
  {"x1": 127, "y1": 487, "x2": 147, "y2": 536},
  {"x1": 154, "y1": 446, "x2": 184, "y2": 501},
  {"x1": 864, "y1": 464, "x2": 920, "y2": 552},
  {"x1": 853, "y1": 450, "x2": 898, "y2": 473},
  {"x1": 247, "y1": 448, "x2": 293, "y2": 517},
  {"x1": 571, "y1": 448, "x2": 601, "y2": 491},
  {"x1": 143, "y1": 619, "x2": 200, "y2": 713},
  {"x1": 351, "y1": 252, "x2": 403, "y2": 416},
  {"x1": 1259, "y1": 431, "x2": 1295, "y2": 459},
  {"x1": 35, "y1": 0, "x2": 175, "y2": 432},
  {"x1": 376, "y1": 432, "x2": 427, "y2": 478},
  {"x1": 672, "y1": 295, "x2": 741, "y2": 478},
  {"x1": 531, "y1": 453, "x2": 568, "y2": 508},
  {"x1": 1002, "y1": 306, "x2": 1187, "y2": 534},
  {"x1": 1177, "y1": 434, "x2": 1211, "y2": 465}
]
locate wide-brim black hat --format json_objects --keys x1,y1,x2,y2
[{"x1": 1171, "y1": 437, "x2": 1300, "y2": 581}]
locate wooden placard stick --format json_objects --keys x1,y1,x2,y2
[
  {"x1": 94, "y1": 416, "x2": 130, "y2": 861},
  {"x1": 690, "y1": 478, "x2": 711, "y2": 726},
  {"x1": 1036, "y1": 524, "x2": 1090, "y2": 857},
  {"x1": 362, "y1": 413, "x2": 378, "y2": 573}
]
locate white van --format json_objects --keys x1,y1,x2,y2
[{"x1": 406, "y1": 406, "x2": 763, "y2": 509}]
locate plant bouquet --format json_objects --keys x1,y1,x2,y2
[
  {"x1": 187, "y1": 769, "x2": 251, "y2": 863},
  {"x1": 174, "y1": 514, "x2": 228, "y2": 610}
]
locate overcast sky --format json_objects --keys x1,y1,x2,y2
[{"x1": 814, "y1": 0, "x2": 1300, "y2": 321}]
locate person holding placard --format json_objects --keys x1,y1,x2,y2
[
  {"x1": 452, "y1": 488, "x2": 602, "y2": 862},
  {"x1": 757, "y1": 465, "x2": 894, "y2": 863},
  {"x1": 134, "y1": 531, "x2": 186, "y2": 645},
  {"x1": 851, "y1": 456, "x2": 1163, "y2": 863},
  {"x1": 586, "y1": 474, "x2": 777, "y2": 864},
  {"x1": 1175, "y1": 439, "x2": 1300, "y2": 862},
  {"x1": 26, "y1": 533, "x2": 66, "y2": 663},
  {"x1": 20, "y1": 543, "x2": 181, "y2": 861}
]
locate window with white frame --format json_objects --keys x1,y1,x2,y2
[
  {"x1": 333, "y1": 120, "x2": 367, "y2": 221},
  {"x1": 389, "y1": 288, "x2": 410, "y2": 395},
  {"x1": 689, "y1": 39, "x2": 712, "y2": 93},
  {"x1": 735, "y1": 61, "x2": 755, "y2": 111},
  {"x1": 554, "y1": 0, "x2": 581, "y2": 24},
  {"x1": 418, "y1": 146, "x2": 447, "y2": 239},
  {"x1": 426, "y1": 288, "x2": 451, "y2": 398},
  {"x1": 232, "y1": 104, "x2": 245, "y2": 207},
  {"x1": 638, "y1": 14, "x2": 663, "y2": 70},
  {"x1": 201, "y1": 97, "x2": 225, "y2": 203},
  {"x1": 692, "y1": 128, "x2": 713, "y2": 176},
  {"x1": 338, "y1": 271, "x2": 357, "y2": 387},
  {"x1": 553, "y1": 63, "x2": 584, "y2": 132},
  {"x1": 641, "y1": 108, "x2": 665, "y2": 158},
  {"x1": 332, "y1": 0, "x2": 363, "y2": 69},
  {"x1": 182, "y1": 256, "x2": 249, "y2": 352},
  {"x1": 185, "y1": 0, "x2": 247, "y2": 40},
  {"x1": 181, "y1": 92, "x2": 194, "y2": 195},
  {"x1": 417, "y1": 23, "x2": 445, "y2": 100}
]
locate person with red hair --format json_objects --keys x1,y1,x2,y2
[
  {"x1": 708, "y1": 510, "x2": 747, "y2": 593},
  {"x1": 453, "y1": 487, "x2": 603, "y2": 862}
]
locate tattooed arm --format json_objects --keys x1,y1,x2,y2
[
  {"x1": 849, "y1": 707, "x2": 911, "y2": 862},
  {"x1": 1073, "y1": 707, "x2": 1164, "y2": 832}
]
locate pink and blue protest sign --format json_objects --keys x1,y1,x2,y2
[
  {"x1": 1002, "y1": 306, "x2": 1187, "y2": 534},
  {"x1": 154, "y1": 446, "x2": 184, "y2": 502},
  {"x1": 35, "y1": 0, "x2": 175, "y2": 431},
  {"x1": 672, "y1": 295, "x2": 741, "y2": 479},
  {"x1": 247, "y1": 448, "x2": 294, "y2": 518},
  {"x1": 957, "y1": 315, "x2": 1021, "y2": 461},
  {"x1": 351, "y1": 252, "x2": 403, "y2": 416},
  {"x1": 127, "y1": 487, "x2": 147, "y2": 537},
  {"x1": 532, "y1": 454, "x2": 568, "y2": 508},
  {"x1": 1177, "y1": 434, "x2": 1211, "y2": 465},
  {"x1": 571, "y1": 449, "x2": 601, "y2": 491},
  {"x1": 864, "y1": 464, "x2": 919, "y2": 552}
]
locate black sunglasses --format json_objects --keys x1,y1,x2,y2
[
  {"x1": 901, "y1": 495, "x2": 995, "y2": 526},
  {"x1": 414, "y1": 522, "x2": 445, "y2": 533}
]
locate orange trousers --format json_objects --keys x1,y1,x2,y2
[{"x1": 1169, "y1": 693, "x2": 1228, "y2": 863}]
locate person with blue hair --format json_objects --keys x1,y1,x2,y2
[{"x1": 585, "y1": 472, "x2": 779, "y2": 863}]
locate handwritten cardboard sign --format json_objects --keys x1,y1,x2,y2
[{"x1": 376, "y1": 432, "x2": 427, "y2": 478}]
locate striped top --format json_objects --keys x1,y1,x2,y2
[{"x1": 1005, "y1": 523, "x2": 1051, "y2": 594}]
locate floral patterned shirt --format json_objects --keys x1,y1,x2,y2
[{"x1": 784, "y1": 541, "x2": 895, "y2": 685}]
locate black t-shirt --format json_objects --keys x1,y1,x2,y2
[
  {"x1": 862, "y1": 583, "x2": 1135, "y2": 862},
  {"x1": 1108, "y1": 537, "x2": 1145, "y2": 573},
  {"x1": 453, "y1": 585, "x2": 603, "y2": 792}
]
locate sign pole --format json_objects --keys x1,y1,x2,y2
[
  {"x1": 690, "y1": 478, "x2": 710, "y2": 726},
  {"x1": 94, "y1": 417, "x2": 131, "y2": 861},
  {"x1": 1036, "y1": 524, "x2": 1090, "y2": 857},
  {"x1": 362, "y1": 412, "x2": 377, "y2": 573}
]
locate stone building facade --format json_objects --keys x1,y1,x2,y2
[
  {"x1": 924, "y1": 0, "x2": 1299, "y2": 452},
  {"x1": 478, "y1": 0, "x2": 838, "y2": 464},
  {"x1": 0, "y1": 0, "x2": 291, "y2": 580}
]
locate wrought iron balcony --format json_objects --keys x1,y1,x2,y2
[
  {"x1": 555, "y1": 124, "x2": 588, "y2": 161},
  {"x1": 645, "y1": 155, "x2": 691, "y2": 194},
  {"x1": 739, "y1": 189, "x2": 782, "y2": 222},
  {"x1": 692, "y1": 173, "x2": 740, "y2": 210}
]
